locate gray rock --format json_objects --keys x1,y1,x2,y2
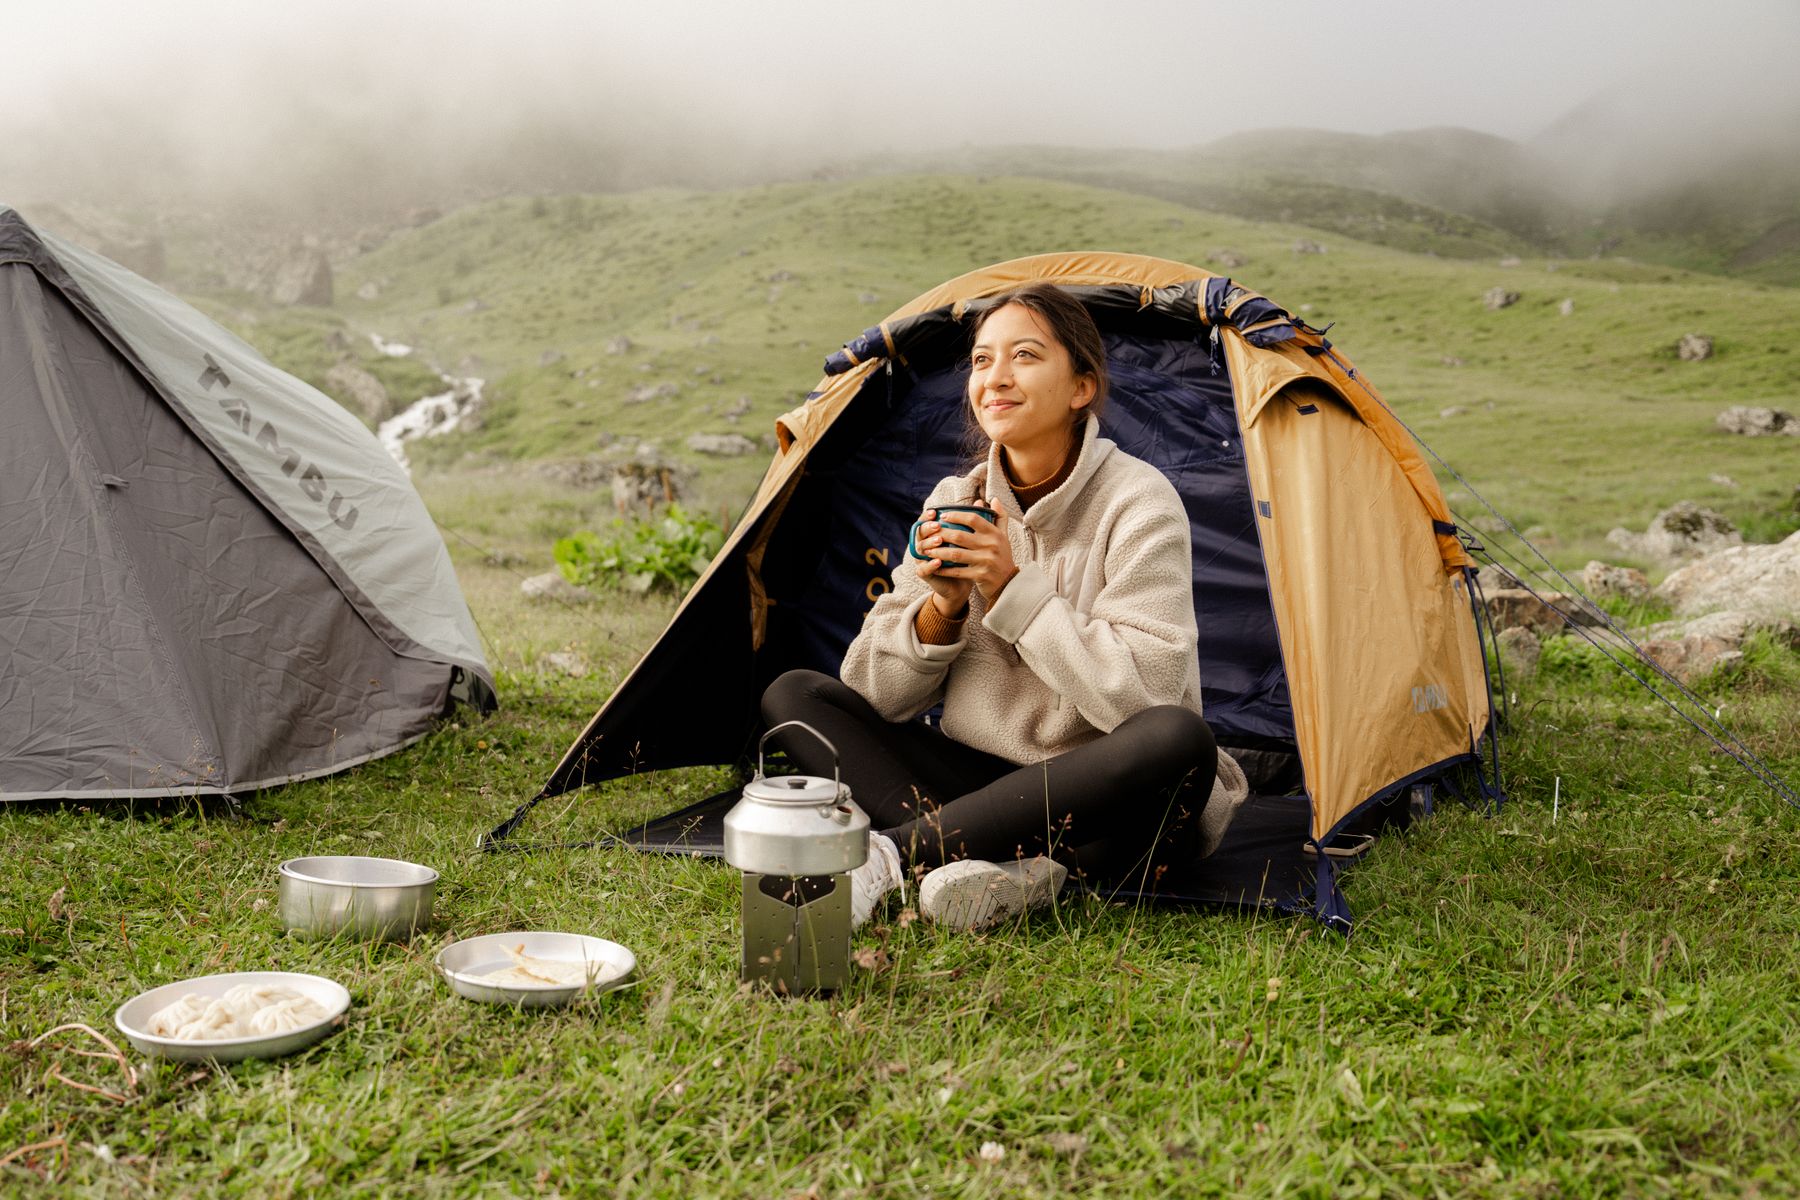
[
  {"x1": 1496, "y1": 626, "x2": 1540, "y2": 678},
  {"x1": 1558, "y1": 298, "x2": 1575, "y2": 317},
  {"x1": 1475, "y1": 564, "x2": 1522, "y2": 592},
  {"x1": 1483, "y1": 588, "x2": 1603, "y2": 633},
  {"x1": 605, "y1": 335, "x2": 634, "y2": 355},
  {"x1": 1655, "y1": 531, "x2": 1800, "y2": 621},
  {"x1": 269, "y1": 248, "x2": 332, "y2": 306},
  {"x1": 1606, "y1": 502, "x2": 1742, "y2": 564},
  {"x1": 1677, "y1": 334, "x2": 1714, "y2": 362},
  {"x1": 1709, "y1": 473, "x2": 1739, "y2": 488},
  {"x1": 1715, "y1": 405, "x2": 1798, "y2": 437},
  {"x1": 1211, "y1": 249, "x2": 1250, "y2": 269},
  {"x1": 724, "y1": 395, "x2": 753, "y2": 424},
  {"x1": 324, "y1": 362, "x2": 389, "y2": 424},
  {"x1": 686, "y1": 433, "x2": 759, "y2": 457},
  {"x1": 1580, "y1": 560, "x2": 1649, "y2": 603},
  {"x1": 538, "y1": 650, "x2": 590, "y2": 678},
  {"x1": 521, "y1": 572, "x2": 592, "y2": 604},
  {"x1": 1636, "y1": 610, "x2": 1797, "y2": 683},
  {"x1": 1483, "y1": 287, "x2": 1520, "y2": 311},
  {"x1": 625, "y1": 382, "x2": 680, "y2": 405},
  {"x1": 1439, "y1": 406, "x2": 1467, "y2": 419}
]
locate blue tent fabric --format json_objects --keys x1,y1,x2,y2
[{"x1": 763, "y1": 332, "x2": 1293, "y2": 746}]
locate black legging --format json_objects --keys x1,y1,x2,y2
[{"x1": 759, "y1": 670, "x2": 1217, "y2": 882}]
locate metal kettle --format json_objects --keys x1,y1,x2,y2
[{"x1": 722, "y1": 721, "x2": 869, "y2": 993}]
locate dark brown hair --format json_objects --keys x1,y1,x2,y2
[{"x1": 967, "y1": 282, "x2": 1110, "y2": 427}]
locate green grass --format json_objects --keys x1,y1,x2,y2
[{"x1": 4, "y1": 558, "x2": 1798, "y2": 1196}]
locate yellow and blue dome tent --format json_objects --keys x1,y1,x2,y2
[{"x1": 487, "y1": 253, "x2": 1496, "y2": 927}]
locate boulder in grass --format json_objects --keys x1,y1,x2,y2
[
  {"x1": 1715, "y1": 405, "x2": 1798, "y2": 437},
  {"x1": 1677, "y1": 333, "x2": 1714, "y2": 362},
  {"x1": 1636, "y1": 611, "x2": 1796, "y2": 683},
  {"x1": 1606, "y1": 502, "x2": 1741, "y2": 565},
  {"x1": 686, "y1": 433, "x2": 758, "y2": 457},
  {"x1": 1483, "y1": 287, "x2": 1520, "y2": 311},
  {"x1": 269, "y1": 248, "x2": 332, "y2": 307},
  {"x1": 1655, "y1": 531, "x2": 1800, "y2": 622},
  {"x1": 1495, "y1": 625, "x2": 1541, "y2": 679},
  {"x1": 539, "y1": 650, "x2": 590, "y2": 678},
  {"x1": 521, "y1": 572, "x2": 593, "y2": 605},
  {"x1": 324, "y1": 362, "x2": 389, "y2": 425},
  {"x1": 1580, "y1": 560, "x2": 1649, "y2": 603},
  {"x1": 1482, "y1": 589, "x2": 1603, "y2": 633}
]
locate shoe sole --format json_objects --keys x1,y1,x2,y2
[{"x1": 921, "y1": 859, "x2": 1067, "y2": 931}]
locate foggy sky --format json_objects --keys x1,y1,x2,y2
[{"x1": 6, "y1": 0, "x2": 1798, "y2": 210}]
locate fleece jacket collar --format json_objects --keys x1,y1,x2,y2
[{"x1": 983, "y1": 415, "x2": 1115, "y2": 528}]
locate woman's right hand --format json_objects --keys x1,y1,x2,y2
[{"x1": 914, "y1": 510, "x2": 976, "y2": 617}]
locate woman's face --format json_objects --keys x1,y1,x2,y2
[{"x1": 967, "y1": 303, "x2": 1096, "y2": 455}]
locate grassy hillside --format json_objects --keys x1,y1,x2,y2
[{"x1": 210, "y1": 174, "x2": 1797, "y2": 572}]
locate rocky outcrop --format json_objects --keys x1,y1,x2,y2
[
  {"x1": 1483, "y1": 287, "x2": 1520, "y2": 310},
  {"x1": 521, "y1": 572, "x2": 592, "y2": 604},
  {"x1": 1655, "y1": 531, "x2": 1800, "y2": 621},
  {"x1": 686, "y1": 433, "x2": 758, "y2": 457},
  {"x1": 1715, "y1": 405, "x2": 1798, "y2": 437},
  {"x1": 1581, "y1": 560, "x2": 1649, "y2": 603},
  {"x1": 324, "y1": 362, "x2": 389, "y2": 424},
  {"x1": 1483, "y1": 589, "x2": 1602, "y2": 633},
  {"x1": 1638, "y1": 611, "x2": 1797, "y2": 683},
  {"x1": 269, "y1": 247, "x2": 332, "y2": 306},
  {"x1": 1606, "y1": 502, "x2": 1741, "y2": 564},
  {"x1": 1496, "y1": 626, "x2": 1541, "y2": 678}
]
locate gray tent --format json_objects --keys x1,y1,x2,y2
[{"x1": 1, "y1": 205, "x2": 494, "y2": 801}]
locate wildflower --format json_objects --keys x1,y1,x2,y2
[
  {"x1": 978, "y1": 1142, "x2": 1005, "y2": 1163},
  {"x1": 1265, "y1": 977, "x2": 1282, "y2": 1003}
]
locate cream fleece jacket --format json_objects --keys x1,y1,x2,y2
[{"x1": 840, "y1": 417, "x2": 1248, "y2": 836}]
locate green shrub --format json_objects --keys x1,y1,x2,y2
[{"x1": 553, "y1": 506, "x2": 725, "y2": 595}]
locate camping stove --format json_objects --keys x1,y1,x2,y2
[{"x1": 722, "y1": 722, "x2": 869, "y2": 995}]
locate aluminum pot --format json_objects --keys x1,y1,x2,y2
[
  {"x1": 723, "y1": 721, "x2": 870, "y2": 876},
  {"x1": 278, "y1": 855, "x2": 436, "y2": 941}
]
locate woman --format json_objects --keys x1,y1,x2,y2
[{"x1": 762, "y1": 282, "x2": 1245, "y2": 931}]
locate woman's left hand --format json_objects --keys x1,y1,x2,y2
[{"x1": 918, "y1": 494, "x2": 1019, "y2": 605}]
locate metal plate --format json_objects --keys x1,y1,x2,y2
[
  {"x1": 114, "y1": 971, "x2": 350, "y2": 1063},
  {"x1": 436, "y1": 932, "x2": 637, "y2": 1008}
]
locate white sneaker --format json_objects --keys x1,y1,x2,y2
[
  {"x1": 849, "y1": 833, "x2": 905, "y2": 928},
  {"x1": 919, "y1": 856, "x2": 1068, "y2": 931}
]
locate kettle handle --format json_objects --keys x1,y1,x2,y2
[{"x1": 757, "y1": 720, "x2": 841, "y2": 794}]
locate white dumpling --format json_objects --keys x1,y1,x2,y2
[
  {"x1": 217, "y1": 983, "x2": 287, "y2": 1021},
  {"x1": 173, "y1": 997, "x2": 243, "y2": 1041},
  {"x1": 145, "y1": 993, "x2": 209, "y2": 1038},
  {"x1": 248, "y1": 995, "x2": 328, "y2": 1035}
]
